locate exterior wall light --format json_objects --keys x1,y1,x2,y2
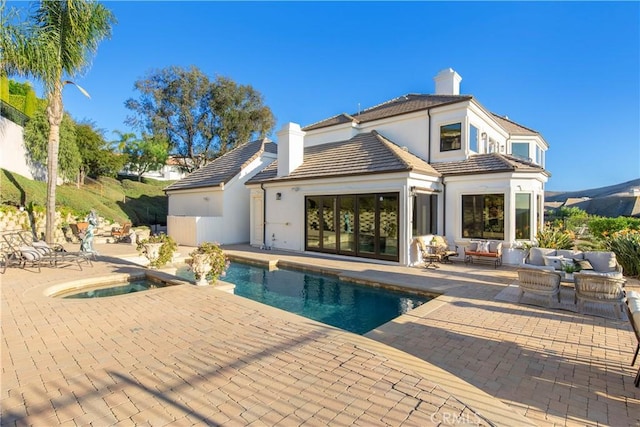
[{"x1": 276, "y1": 192, "x2": 282, "y2": 200}]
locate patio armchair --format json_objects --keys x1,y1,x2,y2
[
  {"x1": 574, "y1": 273, "x2": 626, "y2": 319},
  {"x1": 516, "y1": 268, "x2": 562, "y2": 305},
  {"x1": 416, "y1": 238, "x2": 441, "y2": 269},
  {"x1": 431, "y1": 235, "x2": 458, "y2": 263}
]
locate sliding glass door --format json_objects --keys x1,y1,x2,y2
[{"x1": 305, "y1": 193, "x2": 399, "y2": 261}]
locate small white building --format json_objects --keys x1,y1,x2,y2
[
  {"x1": 164, "y1": 139, "x2": 277, "y2": 246},
  {"x1": 167, "y1": 69, "x2": 550, "y2": 265}
]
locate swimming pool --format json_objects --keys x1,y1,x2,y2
[{"x1": 179, "y1": 261, "x2": 431, "y2": 334}]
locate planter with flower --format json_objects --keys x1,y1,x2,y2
[
  {"x1": 188, "y1": 242, "x2": 229, "y2": 286},
  {"x1": 562, "y1": 262, "x2": 580, "y2": 281},
  {"x1": 137, "y1": 234, "x2": 177, "y2": 268}
]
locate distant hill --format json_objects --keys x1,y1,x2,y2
[{"x1": 546, "y1": 178, "x2": 640, "y2": 217}]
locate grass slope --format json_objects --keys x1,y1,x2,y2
[{"x1": 1, "y1": 169, "x2": 173, "y2": 226}]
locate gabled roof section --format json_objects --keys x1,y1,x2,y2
[
  {"x1": 164, "y1": 138, "x2": 276, "y2": 192},
  {"x1": 430, "y1": 153, "x2": 548, "y2": 177},
  {"x1": 303, "y1": 94, "x2": 472, "y2": 131},
  {"x1": 248, "y1": 131, "x2": 440, "y2": 184},
  {"x1": 491, "y1": 113, "x2": 540, "y2": 136}
]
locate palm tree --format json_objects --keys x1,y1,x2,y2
[{"x1": 1, "y1": 0, "x2": 115, "y2": 243}]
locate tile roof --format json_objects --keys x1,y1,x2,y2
[
  {"x1": 303, "y1": 94, "x2": 472, "y2": 131},
  {"x1": 430, "y1": 153, "x2": 548, "y2": 177},
  {"x1": 164, "y1": 139, "x2": 276, "y2": 192},
  {"x1": 490, "y1": 113, "x2": 540, "y2": 136},
  {"x1": 303, "y1": 94, "x2": 542, "y2": 138},
  {"x1": 248, "y1": 131, "x2": 440, "y2": 184}
]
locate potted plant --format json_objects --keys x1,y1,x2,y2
[
  {"x1": 188, "y1": 242, "x2": 229, "y2": 286},
  {"x1": 562, "y1": 262, "x2": 580, "y2": 280},
  {"x1": 137, "y1": 233, "x2": 177, "y2": 268}
]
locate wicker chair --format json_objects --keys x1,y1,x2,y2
[
  {"x1": 625, "y1": 292, "x2": 640, "y2": 387},
  {"x1": 574, "y1": 273, "x2": 626, "y2": 319},
  {"x1": 516, "y1": 268, "x2": 562, "y2": 305}
]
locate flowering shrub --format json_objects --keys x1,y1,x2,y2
[
  {"x1": 534, "y1": 224, "x2": 575, "y2": 249},
  {"x1": 189, "y1": 242, "x2": 229, "y2": 283},
  {"x1": 137, "y1": 233, "x2": 177, "y2": 268}
]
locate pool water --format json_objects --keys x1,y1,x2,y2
[
  {"x1": 62, "y1": 280, "x2": 168, "y2": 299},
  {"x1": 179, "y1": 262, "x2": 431, "y2": 334}
]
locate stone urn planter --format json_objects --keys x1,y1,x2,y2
[
  {"x1": 137, "y1": 234, "x2": 177, "y2": 269},
  {"x1": 191, "y1": 253, "x2": 213, "y2": 286},
  {"x1": 188, "y1": 242, "x2": 229, "y2": 287},
  {"x1": 142, "y1": 242, "x2": 163, "y2": 268}
]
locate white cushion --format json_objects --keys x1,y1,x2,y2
[
  {"x1": 557, "y1": 249, "x2": 584, "y2": 261},
  {"x1": 584, "y1": 251, "x2": 617, "y2": 273},
  {"x1": 477, "y1": 241, "x2": 490, "y2": 253},
  {"x1": 529, "y1": 248, "x2": 557, "y2": 266},
  {"x1": 543, "y1": 255, "x2": 564, "y2": 271}
]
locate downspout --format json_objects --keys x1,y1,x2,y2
[
  {"x1": 427, "y1": 108, "x2": 431, "y2": 163},
  {"x1": 260, "y1": 183, "x2": 266, "y2": 248},
  {"x1": 442, "y1": 180, "x2": 446, "y2": 236}
]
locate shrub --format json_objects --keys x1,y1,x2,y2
[
  {"x1": 588, "y1": 217, "x2": 640, "y2": 239},
  {"x1": 534, "y1": 224, "x2": 575, "y2": 249},
  {"x1": 188, "y1": 242, "x2": 229, "y2": 283},
  {"x1": 604, "y1": 230, "x2": 640, "y2": 278}
]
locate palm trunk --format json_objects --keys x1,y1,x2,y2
[{"x1": 45, "y1": 82, "x2": 63, "y2": 243}]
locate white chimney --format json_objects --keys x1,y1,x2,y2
[
  {"x1": 276, "y1": 122, "x2": 305, "y2": 177},
  {"x1": 434, "y1": 68, "x2": 462, "y2": 95}
]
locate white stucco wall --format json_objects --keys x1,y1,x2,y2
[
  {"x1": 441, "y1": 172, "x2": 547, "y2": 264},
  {"x1": 304, "y1": 122, "x2": 359, "y2": 147},
  {"x1": 166, "y1": 153, "x2": 276, "y2": 245},
  {"x1": 0, "y1": 116, "x2": 43, "y2": 180},
  {"x1": 358, "y1": 112, "x2": 429, "y2": 159},
  {"x1": 253, "y1": 172, "x2": 440, "y2": 265}
]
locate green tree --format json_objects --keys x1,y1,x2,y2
[
  {"x1": 1, "y1": 0, "x2": 115, "y2": 242},
  {"x1": 123, "y1": 135, "x2": 169, "y2": 181},
  {"x1": 76, "y1": 122, "x2": 127, "y2": 179},
  {"x1": 125, "y1": 66, "x2": 274, "y2": 172},
  {"x1": 24, "y1": 108, "x2": 81, "y2": 182}
]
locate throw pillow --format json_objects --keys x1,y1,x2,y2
[
  {"x1": 576, "y1": 259, "x2": 594, "y2": 271},
  {"x1": 477, "y1": 241, "x2": 490, "y2": 253},
  {"x1": 543, "y1": 255, "x2": 564, "y2": 270}
]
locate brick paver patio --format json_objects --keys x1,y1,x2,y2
[{"x1": 1, "y1": 242, "x2": 638, "y2": 426}]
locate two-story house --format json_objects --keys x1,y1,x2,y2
[{"x1": 167, "y1": 69, "x2": 549, "y2": 265}]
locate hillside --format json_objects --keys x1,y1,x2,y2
[
  {"x1": 546, "y1": 178, "x2": 640, "y2": 217},
  {"x1": 0, "y1": 169, "x2": 173, "y2": 226}
]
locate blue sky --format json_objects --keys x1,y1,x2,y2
[{"x1": 12, "y1": 1, "x2": 640, "y2": 191}]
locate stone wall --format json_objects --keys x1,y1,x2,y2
[{"x1": 0, "y1": 207, "x2": 117, "y2": 244}]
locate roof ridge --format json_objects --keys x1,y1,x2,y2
[
  {"x1": 371, "y1": 130, "x2": 413, "y2": 169},
  {"x1": 303, "y1": 113, "x2": 356, "y2": 130}
]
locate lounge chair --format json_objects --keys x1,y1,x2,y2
[
  {"x1": 3, "y1": 232, "x2": 91, "y2": 272},
  {"x1": 574, "y1": 273, "x2": 626, "y2": 319},
  {"x1": 516, "y1": 268, "x2": 562, "y2": 305},
  {"x1": 110, "y1": 222, "x2": 132, "y2": 243}
]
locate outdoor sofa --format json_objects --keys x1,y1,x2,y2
[{"x1": 521, "y1": 247, "x2": 623, "y2": 278}]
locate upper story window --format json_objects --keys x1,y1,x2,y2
[
  {"x1": 536, "y1": 146, "x2": 544, "y2": 167},
  {"x1": 440, "y1": 123, "x2": 461, "y2": 151},
  {"x1": 512, "y1": 142, "x2": 530, "y2": 161},
  {"x1": 469, "y1": 125, "x2": 479, "y2": 152}
]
